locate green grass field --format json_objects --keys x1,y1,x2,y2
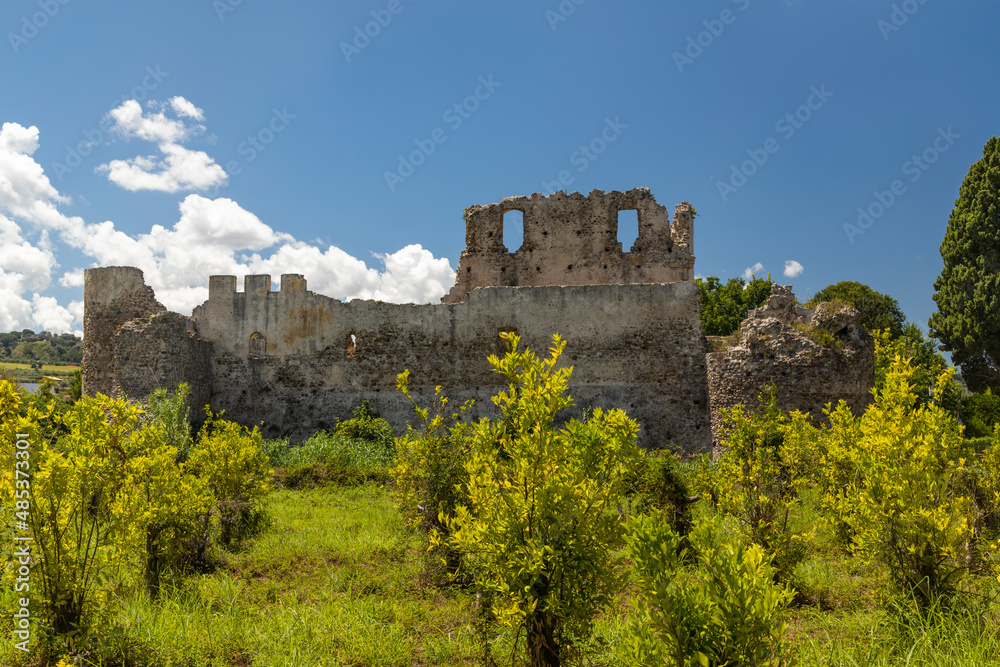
[
  {"x1": 4, "y1": 480, "x2": 994, "y2": 667},
  {"x1": 0, "y1": 419, "x2": 996, "y2": 667},
  {"x1": 92, "y1": 485, "x2": 481, "y2": 667}
]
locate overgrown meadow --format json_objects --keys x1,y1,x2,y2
[{"x1": 1, "y1": 332, "x2": 999, "y2": 667}]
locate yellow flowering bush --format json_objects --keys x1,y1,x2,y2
[
  {"x1": 819, "y1": 357, "x2": 975, "y2": 603},
  {"x1": 441, "y1": 333, "x2": 641, "y2": 667}
]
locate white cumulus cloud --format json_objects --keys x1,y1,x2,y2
[
  {"x1": 0, "y1": 121, "x2": 458, "y2": 331},
  {"x1": 31, "y1": 295, "x2": 76, "y2": 333},
  {"x1": 742, "y1": 262, "x2": 765, "y2": 281},
  {"x1": 96, "y1": 98, "x2": 227, "y2": 193},
  {"x1": 0, "y1": 123, "x2": 73, "y2": 229},
  {"x1": 0, "y1": 125, "x2": 64, "y2": 330},
  {"x1": 784, "y1": 260, "x2": 804, "y2": 278},
  {"x1": 169, "y1": 96, "x2": 205, "y2": 121}
]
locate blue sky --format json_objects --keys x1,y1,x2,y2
[{"x1": 1, "y1": 0, "x2": 998, "y2": 338}]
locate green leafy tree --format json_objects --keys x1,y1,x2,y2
[
  {"x1": 67, "y1": 369, "x2": 82, "y2": 401},
  {"x1": 393, "y1": 374, "x2": 474, "y2": 574},
  {"x1": 147, "y1": 383, "x2": 193, "y2": 462},
  {"x1": 22, "y1": 394, "x2": 143, "y2": 635},
  {"x1": 442, "y1": 333, "x2": 641, "y2": 667},
  {"x1": 335, "y1": 399, "x2": 394, "y2": 447},
  {"x1": 806, "y1": 281, "x2": 906, "y2": 338},
  {"x1": 696, "y1": 275, "x2": 774, "y2": 336},
  {"x1": 929, "y1": 136, "x2": 1000, "y2": 392},
  {"x1": 121, "y1": 384, "x2": 212, "y2": 595},
  {"x1": 115, "y1": 425, "x2": 212, "y2": 597},
  {"x1": 873, "y1": 326, "x2": 948, "y2": 409},
  {"x1": 963, "y1": 388, "x2": 1000, "y2": 438},
  {"x1": 623, "y1": 449, "x2": 694, "y2": 536}
]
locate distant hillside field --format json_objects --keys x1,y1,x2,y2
[
  {"x1": 0, "y1": 330, "x2": 82, "y2": 384},
  {"x1": 0, "y1": 330, "x2": 82, "y2": 365}
]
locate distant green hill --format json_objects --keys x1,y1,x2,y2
[{"x1": 0, "y1": 330, "x2": 83, "y2": 366}]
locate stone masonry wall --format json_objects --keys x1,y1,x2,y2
[
  {"x1": 83, "y1": 267, "x2": 165, "y2": 397},
  {"x1": 113, "y1": 312, "x2": 213, "y2": 417},
  {"x1": 190, "y1": 274, "x2": 711, "y2": 450},
  {"x1": 442, "y1": 188, "x2": 695, "y2": 303},
  {"x1": 706, "y1": 285, "x2": 875, "y2": 448},
  {"x1": 81, "y1": 193, "x2": 872, "y2": 456}
]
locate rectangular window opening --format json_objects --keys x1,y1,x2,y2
[
  {"x1": 617, "y1": 209, "x2": 639, "y2": 251},
  {"x1": 503, "y1": 210, "x2": 524, "y2": 252}
]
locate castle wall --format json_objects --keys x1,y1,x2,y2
[
  {"x1": 80, "y1": 193, "x2": 874, "y2": 456},
  {"x1": 443, "y1": 188, "x2": 695, "y2": 303},
  {"x1": 189, "y1": 275, "x2": 712, "y2": 450}
]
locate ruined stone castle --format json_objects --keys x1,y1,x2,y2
[{"x1": 82, "y1": 188, "x2": 874, "y2": 451}]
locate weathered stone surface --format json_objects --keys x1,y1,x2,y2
[
  {"x1": 83, "y1": 267, "x2": 165, "y2": 397},
  {"x1": 81, "y1": 193, "x2": 874, "y2": 458},
  {"x1": 812, "y1": 300, "x2": 861, "y2": 335},
  {"x1": 706, "y1": 284, "x2": 875, "y2": 449},
  {"x1": 443, "y1": 188, "x2": 695, "y2": 303},
  {"x1": 114, "y1": 312, "x2": 212, "y2": 416},
  {"x1": 86, "y1": 269, "x2": 713, "y2": 451}
]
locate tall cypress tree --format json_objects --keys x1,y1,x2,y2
[{"x1": 929, "y1": 136, "x2": 1000, "y2": 391}]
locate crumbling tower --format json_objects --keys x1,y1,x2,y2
[{"x1": 443, "y1": 188, "x2": 696, "y2": 303}]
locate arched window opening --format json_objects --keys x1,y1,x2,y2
[
  {"x1": 248, "y1": 332, "x2": 267, "y2": 359},
  {"x1": 503, "y1": 210, "x2": 524, "y2": 252},
  {"x1": 346, "y1": 333, "x2": 358, "y2": 358},
  {"x1": 617, "y1": 209, "x2": 639, "y2": 250}
]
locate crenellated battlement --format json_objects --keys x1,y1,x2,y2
[
  {"x1": 208, "y1": 274, "x2": 309, "y2": 300},
  {"x1": 84, "y1": 265, "x2": 714, "y2": 451},
  {"x1": 443, "y1": 188, "x2": 695, "y2": 303}
]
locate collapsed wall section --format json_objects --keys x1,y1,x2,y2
[
  {"x1": 113, "y1": 312, "x2": 213, "y2": 417},
  {"x1": 443, "y1": 188, "x2": 695, "y2": 303},
  {"x1": 706, "y1": 285, "x2": 875, "y2": 448},
  {"x1": 191, "y1": 274, "x2": 712, "y2": 451}
]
